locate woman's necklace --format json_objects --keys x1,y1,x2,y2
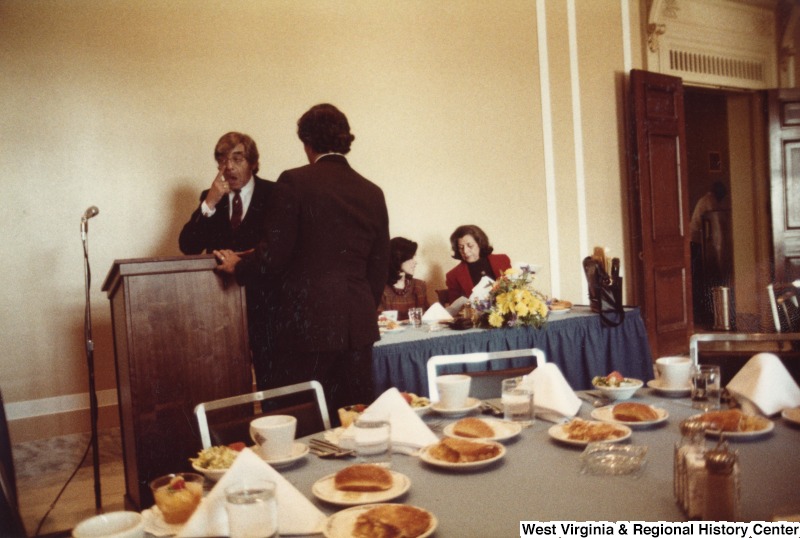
[{"x1": 392, "y1": 274, "x2": 411, "y2": 296}]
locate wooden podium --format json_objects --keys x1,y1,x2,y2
[{"x1": 102, "y1": 255, "x2": 252, "y2": 510}]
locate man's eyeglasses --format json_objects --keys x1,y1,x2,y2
[{"x1": 218, "y1": 154, "x2": 247, "y2": 166}]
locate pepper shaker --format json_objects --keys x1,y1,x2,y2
[{"x1": 703, "y1": 440, "x2": 740, "y2": 521}]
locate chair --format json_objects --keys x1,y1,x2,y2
[
  {"x1": 689, "y1": 332, "x2": 800, "y2": 386},
  {"x1": 194, "y1": 380, "x2": 330, "y2": 449},
  {"x1": 767, "y1": 283, "x2": 800, "y2": 333},
  {"x1": 1, "y1": 386, "x2": 27, "y2": 538},
  {"x1": 427, "y1": 348, "x2": 546, "y2": 401},
  {"x1": 435, "y1": 289, "x2": 450, "y2": 306}
]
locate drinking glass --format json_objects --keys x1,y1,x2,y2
[
  {"x1": 225, "y1": 480, "x2": 278, "y2": 538},
  {"x1": 691, "y1": 364, "x2": 721, "y2": 411},
  {"x1": 408, "y1": 307, "x2": 424, "y2": 328},
  {"x1": 354, "y1": 412, "x2": 392, "y2": 467},
  {"x1": 501, "y1": 377, "x2": 534, "y2": 425}
]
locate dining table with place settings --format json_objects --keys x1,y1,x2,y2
[
  {"x1": 143, "y1": 386, "x2": 800, "y2": 537},
  {"x1": 372, "y1": 305, "x2": 655, "y2": 397},
  {"x1": 275, "y1": 390, "x2": 799, "y2": 536}
]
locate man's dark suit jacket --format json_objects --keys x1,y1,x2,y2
[
  {"x1": 240, "y1": 155, "x2": 390, "y2": 355},
  {"x1": 179, "y1": 176, "x2": 275, "y2": 255}
]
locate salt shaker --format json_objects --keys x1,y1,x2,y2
[
  {"x1": 674, "y1": 419, "x2": 706, "y2": 512},
  {"x1": 703, "y1": 441, "x2": 740, "y2": 521}
]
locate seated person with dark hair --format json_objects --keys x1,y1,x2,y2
[
  {"x1": 445, "y1": 224, "x2": 511, "y2": 304},
  {"x1": 379, "y1": 237, "x2": 429, "y2": 319}
]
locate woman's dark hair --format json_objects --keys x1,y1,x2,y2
[
  {"x1": 449, "y1": 224, "x2": 494, "y2": 260},
  {"x1": 297, "y1": 103, "x2": 355, "y2": 154},
  {"x1": 387, "y1": 237, "x2": 418, "y2": 286},
  {"x1": 214, "y1": 132, "x2": 260, "y2": 173}
]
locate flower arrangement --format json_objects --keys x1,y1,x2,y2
[{"x1": 472, "y1": 265, "x2": 549, "y2": 329}]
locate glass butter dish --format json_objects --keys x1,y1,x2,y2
[{"x1": 580, "y1": 443, "x2": 648, "y2": 476}]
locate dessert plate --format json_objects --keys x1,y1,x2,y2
[
  {"x1": 590, "y1": 405, "x2": 669, "y2": 427},
  {"x1": 323, "y1": 504, "x2": 437, "y2": 538},
  {"x1": 312, "y1": 471, "x2": 410, "y2": 506},
  {"x1": 548, "y1": 422, "x2": 632, "y2": 447},
  {"x1": 418, "y1": 441, "x2": 505, "y2": 469},
  {"x1": 443, "y1": 418, "x2": 523, "y2": 442}
]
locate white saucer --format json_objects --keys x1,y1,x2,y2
[
  {"x1": 431, "y1": 397, "x2": 482, "y2": 417},
  {"x1": 782, "y1": 407, "x2": 800, "y2": 426},
  {"x1": 647, "y1": 379, "x2": 691, "y2": 396},
  {"x1": 254, "y1": 442, "x2": 309, "y2": 467}
]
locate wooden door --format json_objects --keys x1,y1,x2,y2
[
  {"x1": 627, "y1": 69, "x2": 693, "y2": 357},
  {"x1": 769, "y1": 89, "x2": 800, "y2": 284}
]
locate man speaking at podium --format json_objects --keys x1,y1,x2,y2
[
  {"x1": 179, "y1": 132, "x2": 277, "y2": 390},
  {"x1": 215, "y1": 105, "x2": 390, "y2": 417}
]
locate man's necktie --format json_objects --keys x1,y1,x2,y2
[{"x1": 230, "y1": 190, "x2": 243, "y2": 230}]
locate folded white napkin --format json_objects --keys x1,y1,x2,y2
[
  {"x1": 422, "y1": 302, "x2": 454, "y2": 323},
  {"x1": 338, "y1": 388, "x2": 438, "y2": 455},
  {"x1": 177, "y1": 448, "x2": 325, "y2": 537},
  {"x1": 519, "y1": 363, "x2": 582, "y2": 423},
  {"x1": 726, "y1": 353, "x2": 800, "y2": 416}
]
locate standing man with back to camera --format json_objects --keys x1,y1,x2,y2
[
  {"x1": 215, "y1": 104, "x2": 390, "y2": 419},
  {"x1": 179, "y1": 132, "x2": 277, "y2": 390}
]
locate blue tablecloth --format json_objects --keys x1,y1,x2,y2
[{"x1": 371, "y1": 305, "x2": 654, "y2": 396}]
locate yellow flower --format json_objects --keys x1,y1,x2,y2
[{"x1": 488, "y1": 311, "x2": 505, "y2": 327}]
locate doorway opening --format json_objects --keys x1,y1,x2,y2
[{"x1": 684, "y1": 88, "x2": 772, "y2": 333}]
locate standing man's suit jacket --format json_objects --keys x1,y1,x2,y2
[{"x1": 240, "y1": 155, "x2": 390, "y2": 354}]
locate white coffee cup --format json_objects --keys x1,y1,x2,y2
[
  {"x1": 249, "y1": 415, "x2": 296, "y2": 460},
  {"x1": 656, "y1": 355, "x2": 692, "y2": 388},
  {"x1": 435, "y1": 374, "x2": 471, "y2": 409}
]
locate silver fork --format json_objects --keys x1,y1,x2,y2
[{"x1": 309, "y1": 438, "x2": 355, "y2": 458}]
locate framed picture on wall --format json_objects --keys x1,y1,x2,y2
[{"x1": 709, "y1": 151, "x2": 722, "y2": 172}]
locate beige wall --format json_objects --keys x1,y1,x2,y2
[{"x1": 0, "y1": 0, "x2": 641, "y2": 440}]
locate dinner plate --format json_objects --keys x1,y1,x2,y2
[
  {"x1": 647, "y1": 379, "x2": 691, "y2": 396},
  {"x1": 548, "y1": 307, "x2": 571, "y2": 315},
  {"x1": 323, "y1": 504, "x2": 437, "y2": 538},
  {"x1": 431, "y1": 397, "x2": 482, "y2": 417},
  {"x1": 702, "y1": 419, "x2": 775, "y2": 439},
  {"x1": 418, "y1": 440, "x2": 505, "y2": 469},
  {"x1": 590, "y1": 404, "x2": 669, "y2": 427},
  {"x1": 379, "y1": 326, "x2": 406, "y2": 334},
  {"x1": 782, "y1": 407, "x2": 800, "y2": 425},
  {"x1": 312, "y1": 471, "x2": 411, "y2": 506},
  {"x1": 443, "y1": 418, "x2": 523, "y2": 442},
  {"x1": 547, "y1": 421, "x2": 632, "y2": 447},
  {"x1": 253, "y1": 442, "x2": 309, "y2": 467}
]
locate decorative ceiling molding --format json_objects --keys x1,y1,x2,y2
[{"x1": 645, "y1": 0, "x2": 778, "y2": 89}]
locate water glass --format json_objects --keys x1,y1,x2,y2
[
  {"x1": 691, "y1": 364, "x2": 721, "y2": 411},
  {"x1": 354, "y1": 412, "x2": 392, "y2": 467},
  {"x1": 408, "y1": 307, "x2": 424, "y2": 328},
  {"x1": 501, "y1": 377, "x2": 534, "y2": 425},
  {"x1": 225, "y1": 480, "x2": 278, "y2": 538}
]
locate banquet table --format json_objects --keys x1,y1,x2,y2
[
  {"x1": 276, "y1": 389, "x2": 800, "y2": 536},
  {"x1": 372, "y1": 306, "x2": 655, "y2": 396}
]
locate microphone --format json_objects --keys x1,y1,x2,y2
[{"x1": 82, "y1": 206, "x2": 99, "y2": 220}]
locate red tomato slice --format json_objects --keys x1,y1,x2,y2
[{"x1": 228, "y1": 442, "x2": 247, "y2": 452}]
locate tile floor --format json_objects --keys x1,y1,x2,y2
[{"x1": 14, "y1": 428, "x2": 126, "y2": 536}]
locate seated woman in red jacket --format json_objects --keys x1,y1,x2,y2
[
  {"x1": 379, "y1": 237, "x2": 430, "y2": 320},
  {"x1": 445, "y1": 224, "x2": 511, "y2": 304}
]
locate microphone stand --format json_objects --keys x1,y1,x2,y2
[{"x1": 81, "y1": 216, "x2": 102, "y2": 511}]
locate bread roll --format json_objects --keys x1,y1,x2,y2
[
  {"x1": 353, "y1": 504, "x2": 432, "y2": 538},
  {"x1": 697, "y1": 409, "x2": 743, "y2": 432},
  {"x1": 452, "y1": 417, "x2": 495, "y2": 438},
  {"x1": 428, "y1": 437, "x2": 501, "y2": 463},
  {"x1": 334, "y1": 464, "x2": 393, "y2": 492},
  {"x1": 612, "y1": 402, "x2": 659, "y2": 422}
]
